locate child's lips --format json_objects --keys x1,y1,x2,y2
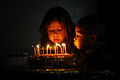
[{"x1": 53, "y1": 39, "x2": 59, "y2": 42}]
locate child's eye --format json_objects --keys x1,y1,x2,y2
[
  {"x1": 57, "y1": 29, "x2": 62, "y2": 31},
  {"x1": 48, "y1": 30, "x2": 54, "y2": 32},
  {"x1": 77, "y1": 35, "x2": 80, "y2": 38}
]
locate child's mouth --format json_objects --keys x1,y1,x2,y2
[{"x1": 53, "y1": 39, "x2": 59, "y2": 42}]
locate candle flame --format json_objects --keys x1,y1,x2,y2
[
  {"x1": 47, "y1": 45, "x2": 50, "y2": 49},
  {"x1": 56, "y1": 43, "x2": 61, "y2": 47},
  {"x1": 32, "y1": 45, "x2": 34, "y2": 47},
  {"x1": 36, "y1": 45, "x2": 39, "y2": 48},
  {"x1": 62, "y1": 43, "x2": 66, "y2": 46}
]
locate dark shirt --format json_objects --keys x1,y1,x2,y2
[{"x1": 73, "y1": 43, "x2": 116, "y2": 73}]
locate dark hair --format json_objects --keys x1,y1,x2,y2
[
  {"x1": 77, "y1": 15, "x2": 107, "y2": 41},
  {"x1": 39, "y1": 6, "x2": 75, "y2": 51}
]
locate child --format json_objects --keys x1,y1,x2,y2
[
  {"x1": 39, "y1": 7, "x2": 75, "y2": 52},
  {"x1": 73, "y1": 15, "x2": 116, "y2": 72},
  {"x1": 74, "y1": 15, "x2": 107, "y2": 51}
]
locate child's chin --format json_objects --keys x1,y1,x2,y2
[
  {"x1": 74, "y1": 42, "x2": 77, "y2": 47},
  {"x1": 77, "y1": 47, "x2": 80, "y2": 50},
  {"x1": 53, "y1": 41, "x2": 60, "y2": 44},
  {"x1": 75, "y1": 44, "x2": 80, "y2": 49}
]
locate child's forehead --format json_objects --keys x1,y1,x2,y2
[
  {"x1": 47, "y1": 21, "x2": 64, "y2": 28},
  {"x1": 75, "y1": 26, "x2": 82, "y2": 31},
  {"x1": 50, "y1": 20, "x2": 62, "y2": 24},
  {"x1": 75, "y1": 26, "x2": 87, "y2": 33},
  {"x1": 48, "y1": 26, "x2": 63, "y2": 29}
]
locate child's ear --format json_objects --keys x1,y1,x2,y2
[{"x1": 90, "y1": 34, "x2": 97, "y2": 41}]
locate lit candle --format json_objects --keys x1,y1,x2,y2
[
  {"x1": 36, "y1": 44, "x2": 40, "y2": 56},
  {"x1": 62, "y1": 43, "x2": 66, "y2": 54},
  {"x1": 63, "y1": 47, "x2": 64, "y2": 54},
  {"x1": 65, "y1": 44, "x2": 66, "y2": 54},
  {"x1": 43, "y1": 47, "x2": 44, "y2": 55},
  {"x1": 34, "y1": 47, "x2": 36, "y2": 55},
  {"x1": 50, "y1": 46, "x2": 51, "y2": 55},
  {"x1": 56, "y1": 43, "x2": 61, "y2": 55},
  {"x1": 57, "y1": 46, "x2": 58, "y2": 55},
  {"x1": 54, "y1": 45, "x2": 56, "y2": 54},
  {"x1": 32, "y1": 45, "x2": 36, "y2": 55},
  {"x1": 61, "y1": 46, "x2": 62, "y2": 54},
  {"x1": 47, "y1": 45, "x2": 49, "y2": 54},
  {"x1": 56, "y1": 43, "x2": 58, "y2": 55}
]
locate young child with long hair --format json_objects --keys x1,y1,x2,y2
[{"x1": 39, "y1": 7, "x2": 75, "y2": 52}]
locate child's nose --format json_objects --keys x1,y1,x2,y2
[{"x1": 53, "y1": 31, "x2": 58, "y2": 36}]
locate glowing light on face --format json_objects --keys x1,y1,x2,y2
[
  {"x1": 74, "y1": 26, "x2": 89, "y2": 50},
  {"x1": 74, "y1": 26, "x2": 84, "y2": 49},
  {"x1": 47, "y1": 20, "x2": 66, "y2": 44}
]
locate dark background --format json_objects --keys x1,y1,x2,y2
[
  {"x1": 1, "y1": 0, "x2": 98, "y2": 52},
  {"x1": 0, "y1": 0, "x2": 120, "y2": 73}
]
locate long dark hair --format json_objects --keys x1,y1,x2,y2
[{"x1": 39, "y1": 6, "x2": 75, "y2": 51}]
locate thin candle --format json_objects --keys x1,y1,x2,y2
[
  {"x1": 34, "y1": 47, "x2": 36, "y2": 55},
  {"x1": 47, "y1": 45, "x2": 49, "y2": 54},
  {"x1": 56, "y1": 43, "x2": 58, "y2": 54},
  {"x1": 50, "y1": 46, "x2": 51, "y2": 55},
  {"x1": 56, "y1": 43, "x2": 61, "y2": 55},
  {"x1": 61, "y1": 46, "x2": 62, "y2": 54},
  {"x1": 32, "y1": 45, "x2": 36, "y2": 55},
  {"x1": 36, "y1": 45, "x2": 40, "y2": 56},
  {"x1": 43, "y1": 47, "x2": 44, "y2": 55},
  {"x1": 63, "y1": 47, "x2": 64, "y2": 54},
  {"x1": 54, "y1": 45, "x2": 56, "y2": 54},
  {"x1": 62, "y1": 43, "x2": 66, "y2": 54},
  {"x1": 65, "y1": 44, "x2": 66, "y2": 54},
  {"x1": 57, "y1": 46, "x2": 58, "y2": 55}
]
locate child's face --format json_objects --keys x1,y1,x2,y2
[
  {"x1": 47, "y1": 20, "x2": 66, "y2": 44},
  {"x1": 74, "y1": 26, "x2": 89, "y2": 49}
]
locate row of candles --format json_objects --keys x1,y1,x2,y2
[{"x1": 32, "y1": 43, "x2": 67, "y2": 56}]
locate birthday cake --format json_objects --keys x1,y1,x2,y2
[
  {"x1": 28, "y1": 53, "x2": 76, "y2": 69},
  {"x1": 27, "y1": 43, "x2": 76, "y2": 69}
]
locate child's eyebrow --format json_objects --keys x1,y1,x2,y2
[
  {"x1": 47, "y1": 27, "x2": 53, "y2": 29},
  {"x1": 47, "y1": 26, "x2": 63, "y2": 28},
  {"x1": 57, "y1": 26, "x2": 63, "y2": 28}
]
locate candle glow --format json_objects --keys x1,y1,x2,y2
[
  {"x1": 56, "y1": 43, "x2": 61, "y2": 54},
  {"x1": 36, "y1": 44, "x2": 40, "y2": 56},
  {"x1": 47, "y1": 45, "x2": 49, "y2": 54},
  {"x1": 62, "y1": 43, "x2": 66, "y2": 54},
  {"x1": 32, "y1": 43, "x2": 67, "y2": 56},
  {"x1": 32, "y1": 45, "x2": 36, "y2": 55}
]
